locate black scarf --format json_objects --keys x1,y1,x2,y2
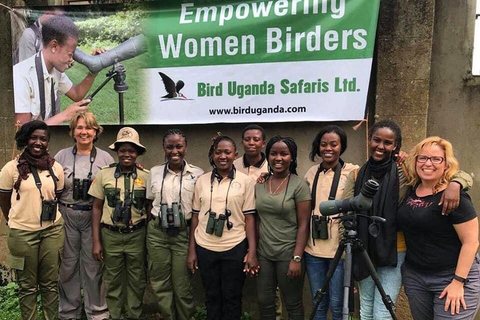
[
  {"x1": 14, "y1": 150, "x2": 55, "y2": 200},
  {"x1": 353, "y1": 157, "x2": 399, "y2": 281}
]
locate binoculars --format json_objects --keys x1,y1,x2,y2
[
  {"x1": 205, "y1": 210, "x2": 233, "y2": 237},
  {"x1": 312, "y1": 215, "x2": 329, "y2": 240},
  {"x1": 112, "y1": 198, "x2": 132, "y2": 225},
  {"x1": 160, "y1": 202, "x2": 182, "y2": 229},
  {"x1": 41, "y1": 199, "x2": 58, "y2": 222},
  {"x1": 73, "y1": 178, "x2": 91, "y2": 201}
]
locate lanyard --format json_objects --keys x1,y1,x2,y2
[
  {"x1": 114, "y1": 164, "x2": 137, "y2": 204},
  {"x1": 206, "y1": 170, "x2": 233, "y2": 215},
  {"x1": 30, "y1": 164, "x2": 59, "y2": 202},
  {"x1": 34, "y1": 51, "x2": 56, "y2": 120},
  {"x1": 159, "y1": 162, "x2": 184, "y2": 205},
  {"x1": 70, "y1": 145, "x2": 97, "y2": 182},
  {"x1": 311, "y1": 160, "x2": 343, "y2": 212}
]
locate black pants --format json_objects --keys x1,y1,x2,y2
[{"x1": 196, "y1": 239, "x2": 247, "y2": 320}]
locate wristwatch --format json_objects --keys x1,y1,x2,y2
[
  {"x1": 453, "y1": 274, "x2": 469, "y2": 284},
  {"x1": 292, "y1": 255, "x2": 302, "y2": 263}
]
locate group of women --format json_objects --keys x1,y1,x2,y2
[{"x1": 0, "y1": 113, "x2": 479, "y2": 320}]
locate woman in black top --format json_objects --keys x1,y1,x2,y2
[{"x1": 398, "y1": 136, "x2": 479, "y2": 319}]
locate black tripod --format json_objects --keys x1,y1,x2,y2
[
  {"x1": 309, "y1": 213, "x2": 397, "y2": 320},
  {"x1": 86, "y1": 61, "x2": 128, "y2": 124}
]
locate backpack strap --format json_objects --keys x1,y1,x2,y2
[{"x1": 30, "y1": 21, "x2": 41, "y2": 53}]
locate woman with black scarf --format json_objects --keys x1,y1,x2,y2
[
  {"x1": 0, "y1": 120, "x2": 65, "y2": 320},
  {"x1": 342, "y1": 119, "x2": 472, "y2": 320}
]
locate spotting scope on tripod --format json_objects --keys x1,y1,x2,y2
[
  {"x1": 74, "y1": 35, "x2": 147, "y2": 124},
  {"x1": 309, "y1": 179, "x2": 397, "y2": 320}
]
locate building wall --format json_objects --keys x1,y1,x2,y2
[{"x1": 429, "y1": 0, "x2": 480, "y2": 204}]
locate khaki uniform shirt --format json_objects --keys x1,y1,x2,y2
[
  {"x1": 0, "y1": 159, "x2": 64, "y2": 231},
  {"x1": 193, "y1": 169, "x2": 255, "y2": 252},
  {"x1": 88, "y1": 165, "x2": 148, "y2": 227},
  {"x1": 146, "y1": 161, "x2": 204, "y2": 220},
  {"x1": 233, "y1": 153, "x2": 268, "y2": 180},
  {"x1": 304, "y1": 162, "x2": 358, "y2": 258}
]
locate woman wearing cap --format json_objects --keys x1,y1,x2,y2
[
  {"x1": 0, "y1": 120, "x2": 64, "y2": 320},
  {"x1": 146, "y1": 129, "x2": 204, "y2": 320},
  {"x1": 89, "y1": 127, "x2": 149, "y2": 320},
  {"x1": 55, "y1": 112, "x2": 113, "y2": 320}
]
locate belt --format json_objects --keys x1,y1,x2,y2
[
  {"x1": 59, "y1": 202, "x2": 92, "y2": 211},
  {"x1": 151, "y1": 215, "x2": 191, "y2": 227},
  {"x1": 101, "y1": 219, "x2": 146, "y2": 234}
]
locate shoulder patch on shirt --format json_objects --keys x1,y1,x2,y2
[
  {"x1": 232, "y1": 181, "x2": 242, "y2": 190},
  {"x1": 134, "y1": 178, "x2": 145, "y2": 187}
]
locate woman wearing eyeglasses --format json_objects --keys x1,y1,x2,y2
[{"x1": 398, "y1": 137, "x2": 479, "y2": 320}]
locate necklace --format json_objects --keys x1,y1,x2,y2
[{"x1": 269, "y1": 174, "x2": 290, "y2": 194}]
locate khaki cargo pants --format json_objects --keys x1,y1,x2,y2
[{"x1": 8, "y1": 223, "x2": 64, "y2": 320}]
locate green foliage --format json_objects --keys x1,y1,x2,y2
[
  {"x1": 76, "y1": 8, "x2": 145, "y2": 46},
  {"x1": 0, "y1": 282, "x2": 47, "y2": 320},
  {"x1": 0, "y1": 282, "x2": 20, "y2": 320}
]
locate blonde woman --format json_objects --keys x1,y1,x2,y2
[
  {"x1": 55, "y1": 112, "x2": 113, "y2": 320},
  {"x1": 398, "y1": 137, "x2": 479, "y2": 319}
]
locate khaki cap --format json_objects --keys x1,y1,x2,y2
[{"x1": 109, "y1": 127, "x2": 146, "y2": 155}]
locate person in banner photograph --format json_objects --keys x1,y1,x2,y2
[
  {"x1": 13, "y1": 14, "x2": 100, "y2": 126},
  {"x1": 14, "y1": 8, "x2": 63, "y2": 65}
]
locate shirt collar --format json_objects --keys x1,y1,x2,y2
[
  {"x1": 319, "y1": 158, "x2": 345, "y2": 173},
  {"x1": 242, "y1": 152, "x2": 266, "y2": 168},
  {"x1": 165, "y1": 160, "x2": 194, "y2": 175},
  {"x1": 39, "y1": 51, "x2": 54, "y2": 80},
  {"x1": 211, "y1": 166, "x2": 236, "y2": 182}
]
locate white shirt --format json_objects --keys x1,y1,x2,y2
[{"x1": 13, "y1": 52, "x2": 73, "y2": 120}]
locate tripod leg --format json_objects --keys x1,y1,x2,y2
[
  {"x1": 119, "y1": 92, "x2": 124, "y2": 124},
  {"x1": 357, "y1": 248, "x2": 398, "y2": 320},
  {"x1": 308, "y1": 241, "x2": 345, "y2": 320},
  {"x1": 342, "y1": 242, "x2": 353, "y2": 320}
]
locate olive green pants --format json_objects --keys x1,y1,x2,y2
[
  {"x1": 7, "y1": 223, "x2": 64, "y2": 320},
  {"x1": 101, "y1": 226, "x2": 146, "y2": 320},
  {"x1": 147, "y1": 220, "x2": 195, "y2": 320}
]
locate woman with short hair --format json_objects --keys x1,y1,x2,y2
[
  {"x1": 55, "y1": 112, "x2": 113, "y2": 320},
  {"x1": 187, "y1": 135, "x2": 257, "y2": 320},
  {"x1": 146, "y1": 129, "x2": 204, "y2": 320},
  {"x1": 0, "y1": 120, "x2": 65, "y2": 319}
]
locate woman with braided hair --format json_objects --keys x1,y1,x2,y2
[
  {"x1": 146, "y1": 129, "x2": 204, "y2": 320},
  {"x1": 254, "y1": 135, "x2": 311, "y2": 320},
  {"x1": 0, "y1": 120, "x2": 65, "y2": 320},
  {"x1": 187, "y1": 134, "x2": 258, "y2": 320}
]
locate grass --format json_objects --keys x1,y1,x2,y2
[{"x1": 62, "y1": 44, "x2": 147, "y2": 125}]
